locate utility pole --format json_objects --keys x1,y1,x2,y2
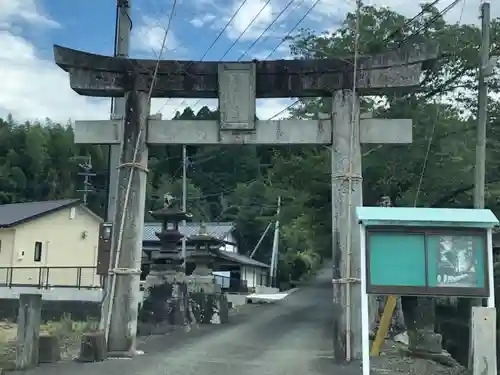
[
  {"x1": 76, "y1": 155, "x2": 96, "y2": 205},
  {"x1": 468, "y1": 1, "x2": 491, "y2": 365},
  {"x1": 181, "y1": 145, "x2": 188, "y2": 272},
  {"x1": 270, "y1": 196, "x2": 281, "y2": 287},
  {"x1": 100, "y1": 0, "x2": 132, "y2": 333},
  {"x1": 108, "y1": 0, "x2": 132, "y2": 220},
  {"x1": 473, "y1": 1, "x2": 490, "y2": 209}
]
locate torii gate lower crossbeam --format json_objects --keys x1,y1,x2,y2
[{"x1": 54, "y1": 44, "x2": 437, "y2": 358}]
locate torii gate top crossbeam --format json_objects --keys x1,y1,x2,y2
[{"x1": 53, "y1": 43, "x2": 438, "y2": 98}]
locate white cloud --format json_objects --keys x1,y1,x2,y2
[
  {"x1": 224, "y1": 0, "x2": 274, "y2": 40},
  {"x1": 0, "y1": 1, "x2": 108, "y2": 122},
  {"x1": 132, "y1": 15, "x2": 180, "y2": 56},
  {"x1": 0, "y1": 0, "x2": 59, "y2": 29},
  {"x1": 256, "y1": 98, "x2": 295, "y2": 120},
  {"x1": 0, "y1": 31, "x2": 110, "y2": 122},
  {"x1": 190, "y1": 14, "x2": 216, "y2": 28}
]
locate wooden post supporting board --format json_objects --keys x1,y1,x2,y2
[
  {"x1": 15, "y1": 294, "x2": 42, "y2": 370},
  {"x1": 370, "y1": 295, "x2": 397, "y2": 356},
  {"x1": 471, "y1": 307, "x2": 496, "y2": 375}
]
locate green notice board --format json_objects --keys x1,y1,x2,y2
[{"x1": 366, "y1": 228, "x2": 488, "y2": 297}]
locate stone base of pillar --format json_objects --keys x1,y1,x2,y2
[
  {"x1": 138, "y1": 271, "x2": 229, "y2": 333},
  {"x1": 401, "y1": 296, "x2": 446, "y2": 358},
  {"x1": 189, "y1": 292, "x2": 229, "y2": 324},
  {"x1": 187, "y1": 276, "x2": 228, "y2": 325},
  {"x1": 139, "y1": 270, "x2": 189, "y2": 334},
  {"x1": 407, "y1": 330, "x2": 443, "y2": 354}
]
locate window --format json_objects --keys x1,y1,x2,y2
[{"x1": 34, "y1": 242, "x2": 42, "y2": 262}]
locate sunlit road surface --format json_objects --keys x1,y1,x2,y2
[{"x1": 16, "y1": 266, "x2": 362, "y2": 375}]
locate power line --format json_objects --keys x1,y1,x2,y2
[
  {"x1": 245, "y1": 0, "x2": 307, "y2": 54},
  {"x1": 413, "y1": 0, "x2": 467, "y2": 206},
  {"x1": 170, "y1": 0, "x2": 321, "y2": 118},
  {"x1": 264, "y1": 0, "x2": 321, "y2": 60},
  {"x1": 396, "y1": 0, "x2": 462, "y2": 47},
  {"x1": 239, "y1": 0, "x2": 296, "y2": 60},
  {"x1": 266, "y1": 0, "x2": 461, "y2": 120},
  {"x1": 167, "y1": 0, "x2": 279, "y2": 117},
  {"x1": 156, "y1": 0, "x2": 250, "y2": 113},
  {"x1": 219, "y1": 0, "x2": 273, "y2": 60},
  {"x1": 385, "y1": 0, "x2": 441, "y2": 44}
]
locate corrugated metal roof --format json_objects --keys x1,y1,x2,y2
[
  {"x1": 143, "y1": 222, "x2": 235, "y2": 242},
  {"x1": 219, "y1": 250, "x2": 270, "y2": 268},
  {"x1": 0, "y1": 199, "x2": 80, "y2": 227},
  {"x1": 356, "y1": 207, "x2": 499, "y2": 228}
]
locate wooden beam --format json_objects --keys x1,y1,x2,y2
[{"x1": 54, "y1": 43, "x2": 438, "y2": 98}]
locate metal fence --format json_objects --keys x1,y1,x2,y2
[{"x1": 0, "y1": 267, "x2": 103, "y2": 289}]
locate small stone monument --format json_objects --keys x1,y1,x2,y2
[
  {"x1": 187, "y1": 224, "x2": 229, "y2": 324},
  {"x1": 139, "y1": 194, "x2": 191, "y2": 332},
  {"x1": 401, "y1": 296, "x2": 452, "y2": 364}
]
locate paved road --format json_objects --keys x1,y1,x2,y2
[{"x1": 18, "y1": 266, "x2": 362, "y2": 375}]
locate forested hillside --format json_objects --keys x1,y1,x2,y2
[{"x1": 1, "y1": 4, "x2": 499, "y2": 282}]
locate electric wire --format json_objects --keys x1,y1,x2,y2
[
  {"x1": 266, "y1": 0, "x2": 461, "y2": 120},
  {"x1": 156, "y1": 0, "x2": 250, "y2": 113},
  {"x1": 413, "y1": 0, "x2": 466, "y2": 206},
  {"x1": 238, "y1": 0, "x2": 296, "y2": 60},
  {"x1": 174, "y1": 0, "x2": 322, "y2": 119},
  {"x1": 263, "y1": 0, "x2": 321, "y2": 60}
]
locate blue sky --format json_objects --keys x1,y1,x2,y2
[{"x1": 0, "y1": 0, "x2": 494, "y2": 122}]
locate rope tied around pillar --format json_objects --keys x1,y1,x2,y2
[
  {"x1": 332, "y1": 173, "x2": 363, "y2": 181},
  {"x1": 117, "y1": 162, "x2": 149, "y2": 173},
  {"x1": 332, "y1": 277, "x2": 361, "y2": 285},
  {"x1": 109, "y1": 268, "x2": 142, "y2": 276}
]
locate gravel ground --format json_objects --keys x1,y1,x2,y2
[{"x1": 11, "y1": 266, "x2": 466, "y2": 375}]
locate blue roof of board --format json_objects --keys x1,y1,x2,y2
[{"x1": 355, "y1": 207, "x2": 499, "y2": 228}]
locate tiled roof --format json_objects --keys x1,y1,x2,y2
[
  {"x1": 142, "y1": 221, "x2": 270, "y2": 268},
  {"x1": 0, "y1": 199, "x2": 80, "y2": 228},
  {"x1": 143, "y1": 222, "x2": 235, "y2": 242}
]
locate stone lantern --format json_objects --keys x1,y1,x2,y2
[
  {"x1": 186, "y1": 223, "x2": 228, "y2": 324},
  {"x1": 149, "y1": 206, "x2": 190, "y2": 273},
  {"x1": 140, "y1": 195, "x2": 192, "y2": 330},
  {"x1": 188, "y1": 223, "x2": 223, "y2": 277}
]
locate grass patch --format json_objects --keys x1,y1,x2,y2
[{"x1": 0, "y1": 314, "x2": 100, "y2": 370}]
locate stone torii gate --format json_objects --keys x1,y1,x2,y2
[{"x1": 53, "y1": 43, "x2": 437, "y2": 357}]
